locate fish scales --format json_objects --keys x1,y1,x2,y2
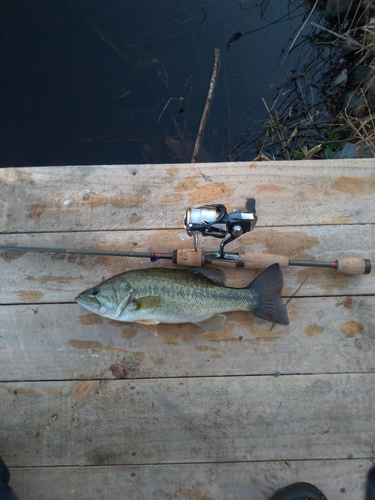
[
  {"x1": 117, "y1": 268, "x2": 251, "y2": 322},
  {"x1": 75, "y1": 264, "x2": 289, "y2": 331}
]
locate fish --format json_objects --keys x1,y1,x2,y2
[{"x1": 75, "y1": 264, "x2": 289, "y2": 332}]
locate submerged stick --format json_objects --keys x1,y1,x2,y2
[
  {"x1": 285, "y1": 0, "x2": 319, "y2": 58},
  {"x1": 191, "y1": 48, "x2": 220, "y2": 163}
]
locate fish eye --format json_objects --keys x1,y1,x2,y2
[{"x1": 90, "y1": 287, "x2": 99, "y2": 296}]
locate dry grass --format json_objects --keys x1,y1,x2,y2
[{"x1": 255, "y1": 0, "x2": 375, "y2": 160}]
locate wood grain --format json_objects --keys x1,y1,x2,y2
[
  {"x1": 8, "y1": 459, "x2": 373, "y2": 500},
  {"x1": 1, "y1": 162, "x2": 374, "y2": 500},
  {"x1": 1, "y1": 374, "x2": 375, "y2": 468},
  {"x1": 1, "y1": 160, "x2": 375, "y2": 233},
  {"x1": 0, "y1": 296, "x2": 374, "y2": 381}
]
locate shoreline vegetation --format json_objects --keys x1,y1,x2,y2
[{"x1": 254, "y1": 0, "x2": 375, "y2": 161}]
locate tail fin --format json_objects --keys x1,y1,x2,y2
[{"x1": 249, "y1": 264, "x2": 289, "y2": 325}]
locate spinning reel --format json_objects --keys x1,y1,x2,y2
[{"x1": 184, "y1": 198, "x2": 257, "y2": 258}]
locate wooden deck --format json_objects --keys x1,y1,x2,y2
[{"x1": 0, "y1": 160, "x2": 374, "y2": 499}]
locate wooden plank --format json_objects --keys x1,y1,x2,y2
[
  {"x1": 8, "y1": 459, "x2": 373, "y2": 500},
  {"x1": 1, "y1": 163, "x2": 374, "y2": 498},
  {"x1": 1, "y1": 297, "x2": 374, "y2": 381},
  {"x1": 1, "y1": 374, "x2": 375, "y2": 467},
  {"x1": 0, "y1": 225, "x2": 374, "y2": 304},
  {"x1": 1, "y1": 160, "x2": 375, "y2": 233}
]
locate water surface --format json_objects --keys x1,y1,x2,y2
[{"x1": 1, "y1": 0, "x2": 316, "y2": 166}]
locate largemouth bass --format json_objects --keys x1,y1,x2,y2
[{"x1": 75, "y1": 264, "x2": 289, "y2": 332}]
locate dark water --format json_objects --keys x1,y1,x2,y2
[{"x1": 1, "y1": 0, "x2": 319, "y2": 166}]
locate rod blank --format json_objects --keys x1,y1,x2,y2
[{"x1": 0, "y1": 245, "x2": 173, "y2": 261}]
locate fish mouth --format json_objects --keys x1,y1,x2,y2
[{"x1": 75, "y1": 294, "x2": 101, "y2": 311}]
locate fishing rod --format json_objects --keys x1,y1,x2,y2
[
  {"x1": 0, "y1": 199, "x2": 371, "y2": 275},
  {"x1": 0, "y1": 244, "x2": 370, "y2": 275}
]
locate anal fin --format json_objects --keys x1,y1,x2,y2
[{"x1": 194, "y1": 314, "x2": 227, "y2": 332}]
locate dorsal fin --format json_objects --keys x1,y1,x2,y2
[{"x1": 188, "y1": 267, "x2": 226, "y2": 284}]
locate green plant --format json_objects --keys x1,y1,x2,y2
[
  {"x1": 292, "y1": 145, "x2": 309, "y2": 159},
  {"x1": 321, "y1": 130, "x2": 342, "y2": 158}
]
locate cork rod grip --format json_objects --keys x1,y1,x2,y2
[
  {"x1": 175, "y1": 249, "x2": 205, "y2": 266},
  {"x1": 244, "y1": 253, "x2": 289, "y2": 269},
  {"x1": 335, "y1": 258, "x2": 372, "y2": 275}
]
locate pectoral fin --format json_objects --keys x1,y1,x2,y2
[
  {"x1": 131, "y1": 296, "x2": 164, "y2": 311},
  {"x1": 194, "y1": 314, "x2": 227, "y2": 332},
  {"x1": 132, "y1": 296, "x2": 163, "y2": 336}
]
